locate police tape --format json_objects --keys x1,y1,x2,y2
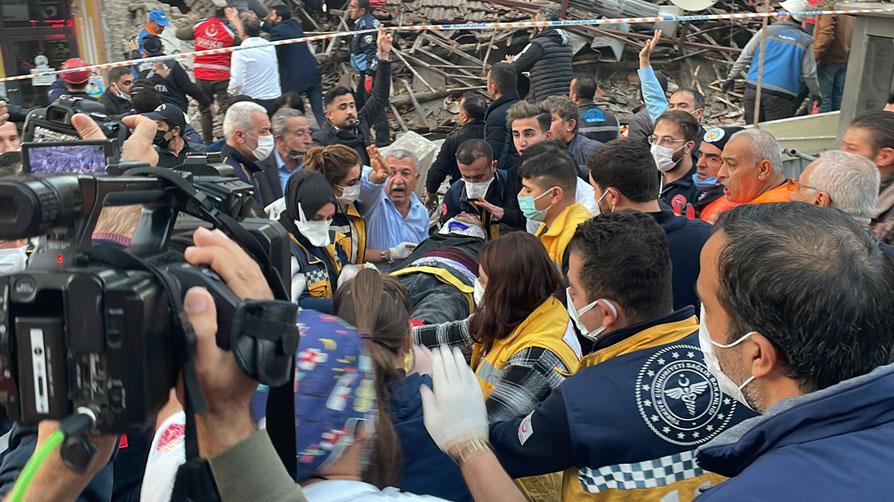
[{"x1": 0, "y1": 7, "x2": 889, "y2": 84}]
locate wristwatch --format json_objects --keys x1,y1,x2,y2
[{"x1": 448, "y1": 438, "x2": 491, "y2": 466}]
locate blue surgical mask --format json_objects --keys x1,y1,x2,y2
[{"x1": 518, "y1": 188, "x2": 555, "y2": 222}]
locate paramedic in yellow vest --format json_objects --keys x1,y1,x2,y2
[
  {"x1": 414, "y1": 231, "x2": 582, "y2": 422},
  {"x1": 303, "y1": 144, "x2": 409, "y2": 266},
  {"x1": 278, "y1": 170, "x2": 349, "y2": 314},
  {"x1": 478, "y1": 212, "x2": 756, "y2": 502},
  {"x1": 519, "y1": 141, "x2": 593, "y2": 270}
]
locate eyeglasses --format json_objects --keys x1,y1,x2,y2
[
  {"x1": 786, "y1": 179, "x2": 819, "y2": 193},
  {"x1": 648, "y1": 135, "x2": 686, "y2": 148}
]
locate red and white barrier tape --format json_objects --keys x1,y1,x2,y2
[{"x1": 0, "y1": 7, "x2": 889, "y2": 84}]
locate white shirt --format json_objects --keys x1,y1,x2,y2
[
  {"x1": 227, "y1": 37, "x2": 281, "y2": 100},
  {"x1": 303, "y1": 480, "x2": 448, "y2": 501},
  {"x1": 528, "y1": 177, "x2": 600, "y2": 233}
]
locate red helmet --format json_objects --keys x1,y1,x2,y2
[{"x1": 60, "y1": 57, "x2": 91, "y2": 85}]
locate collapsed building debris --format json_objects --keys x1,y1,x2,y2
[{"x1": 127, "y1": 0, "x2": 773, "y2": 138}]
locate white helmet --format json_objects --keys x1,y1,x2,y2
[{"x1": 779, "y1": 0, "x2": 810, "y2": 22}]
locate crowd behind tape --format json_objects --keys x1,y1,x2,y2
[{"x1": 0, "y1": 7, "x2": 889, "y2": 84}]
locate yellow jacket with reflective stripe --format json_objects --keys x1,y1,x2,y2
[
  {"x1": 535, "y1": 203, "x2": 593, "y2": 267},
  {"x1": 471, "y1": 296, "x2": 581, "y2": 398}
]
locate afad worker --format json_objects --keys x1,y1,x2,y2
[
  {"x1": 278, "y1": 170, "x2": 348, "y2": 313},
  {"x1": 700, "y1": 129, "x2": 793, "y2": 224}
]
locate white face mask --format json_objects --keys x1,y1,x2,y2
[
  {"x1": 651, "y1": 143, "x2": 685, "y2": 173},
  {"x1": 0, "y1": 247, "x2": 27, "y2": 275},
  {"x1": 566, "y1": 287, "x2": 618, "y2": 342},
  {"x1": 252, "y1": 134, "x2": 275, "y2": 161},
  {"x1": 464, "y1": 177, "x2": 494, "y2": 200},
  {"x1": 295, "y1": 203, "x2": 332, "y2": 248},
  {"x1": 473, "y1": 278, "x2": 485, "y2": 306},
  {"x1": 337, "y1": 183, "x2": 361, "y2": 205},
  {"x1": 698, "y1": 305, "x2": 756, "y2": 410}
]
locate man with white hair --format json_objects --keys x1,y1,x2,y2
[
  {"x1": 701, "y1": 129, "x2": 791, "y2": 223},
  {"x1": 363, "y1": 148, "x2": 429, "y2": 265},
  {"x1": 221, "y1": 100, "x2": 281, "y2": 206},
  {"x1": 788, "y1": 150, "x2": 879, "y2": 225},
  {"x1": 258, "y1": 108, "x2": 313, "y2": 192}
]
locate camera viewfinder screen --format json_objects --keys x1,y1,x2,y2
[{"x1": 27, "y1": 144, "x2": 106, "y2": 174}]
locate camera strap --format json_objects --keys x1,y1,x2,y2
[{"x1": 123, "y1": 167, "x2": 290, "y2": 301}]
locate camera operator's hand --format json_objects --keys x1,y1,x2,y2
[
  {"x1": 6, "y1": 421, "x2": 118, "y2": 502},
  {"x1": 185, "y1": 227, "x2": 274, "y2": 301},
  {"x1": 120, "y1": 115, "x2": 160, "y2": 166},
  {"x1": 183, "y1": 287, "x2": 257, "y2": 458},
  {"x1": 71, "y1": 113, "x2": 159, "y2": 167}
]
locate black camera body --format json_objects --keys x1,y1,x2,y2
[
  {"x1": 22, "y1": 96, "x2": 126, "y2": 144},
  {"x1": 0, "y1": 170, "x2": 297, "y2": 433}
]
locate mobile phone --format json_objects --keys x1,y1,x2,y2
[{"x1": 22, "y1": 140, "x2": 119, "y2": 175}]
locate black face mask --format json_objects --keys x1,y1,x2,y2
[{"x1": 154, "y1": 130, "x2": 171, "y2": 150}]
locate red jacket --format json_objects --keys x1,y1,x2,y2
[{"x1": 193, "y1": 17, "x2": 236, "y2": 81}]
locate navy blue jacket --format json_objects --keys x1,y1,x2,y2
[
  {"x1": 263, "y1": 19, "x2": 321, "y2": 93},
  {"x1": 483, "y1": 91, "x2": 520, "y2": 171},
  {"x1": 391, "y1": 374, "x2": 472, "y2": 502},
  {"x1": 650, "y1": 209, "x2": 712, "y2": 311},
  {"x1": 489, "y1": 312, "x2": 756, "y2": 499},
  {"x1": 442, "y1": 169, "x2": 525, "y2": 237},
  {"x1": 697, "y1": 363, "x2": 894, "y2": 500}
]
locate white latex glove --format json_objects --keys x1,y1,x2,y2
[
  {"x1": 420, "y1": 346, "x2": 488, "y2": 453},
  {"x1": 264, "y1": 198, "x2": 287, "y2": 220},
  {"x1": 408, "y1": 345, "x2": 433, "y2": 376},
  {"x1": 389, "y1": 242, "x2": 417, "y2": 261}
]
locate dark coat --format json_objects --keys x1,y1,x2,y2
[
  {"x1": 425, "y1": 119, "x2": 486, "y2": 194},
  {"x1": 312, "y1": 61, "x2": 392, "y2": 165},
  {"x1": 484, "y1": 90, "x2": 520, "y2": 170},
  {"x1": 136, "y1": 59, "x2": 210, "y2": 113},
  {"x1": 98, "y1": 88, "x2": 132, "y2": 116},
  {"x1": 221, "y1": 144, "x2": 282, "y2": 208},
  {"x1": 391, "y1": 374, "x2": 473, "y2": 501},
  {"x1": 650, "y1": 209, "x2": 712, "y2": 311},
  {"x1": 442, "y1": 169, "x2": 525, "y2": 237},
  {"x1": 262, "y1": 18, "x2": 321, "y2": 93},
  {"x1": 697, "y1": 363, "x2": 894, "y2": 501},
  {"x1": 513, "y1": 29, "x2": 574, "y2": 102}
]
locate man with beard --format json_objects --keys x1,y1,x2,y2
[
  {"x1": 314, "y1": 25, "x2": 393, "y2": 164},
  {"x1": 589, "y1": 140, "x2": 711, "y2": 311},
  {"x1": 651, "y1": 110, "x2": 700, "y2": 216},
  {"x1": 259, "y1": 108, "x2": 313, "y2": 192},
  {"x1": 262, "y1": 4, "x2": 325, "y2": 127}
]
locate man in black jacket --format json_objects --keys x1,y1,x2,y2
[
  {"x1": 441, "y1": 139, "x2": 525, "y2": 240},
  {"x1": 588, "y1": 139, "x2": 711, "y2": 311},
  {"x1": 262, "y1": 4, "x2": 325, "y2": 127},
  {"x1": 508, "y1": 6, "x2": 573, "y2": 102},
  {"x1": 424, "y1": 92, "x2": 487, "y2": 210},
  {"x1": 312, "y1": 26, "x2": 392, "y2": 165},
  {"x1": 98, "y1": 67, "x2": 134, "y2": 116},
  {"x1": 484, "y1": 62, "x2": 520, "y2": 171},
  {"x1": 136, "y1": 35, "x2": 211, "y2": 115},
  {"x1": 221, "y1": 100, "x2": 280, "y2": 207}
]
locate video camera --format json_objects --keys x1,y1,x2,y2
[
  {"x1": 22, "y1": 96, "x2": 125, "y2": 144},
  {"x1": 0, "y1": 161, "x2": 299, "y2": 434}
]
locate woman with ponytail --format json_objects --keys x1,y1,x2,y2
[
  {"x1": 303, "y1": 144, "x2": 397, "y2": 266},
  {"x1": 334, "y1": 269, "x2": 472, "y2": 501}
]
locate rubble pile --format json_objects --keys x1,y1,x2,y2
[{"x1": 130, "y1": 0, "x2": 772, "y2": 136}]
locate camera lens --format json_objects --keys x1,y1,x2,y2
[{"x1": 0, "y1": 176, "x2": 82, "y2": 239}]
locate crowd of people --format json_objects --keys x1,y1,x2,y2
[{"x1": 0, "y1": 0, "x2": 894, "y2": 501}]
